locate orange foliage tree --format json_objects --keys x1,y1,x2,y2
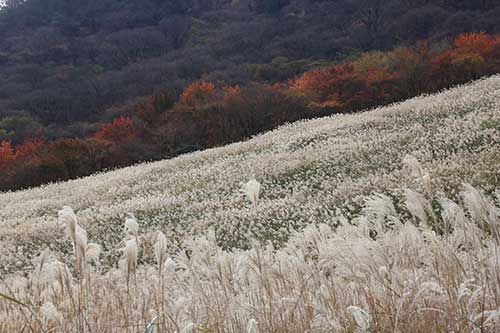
[
  {"x1": 15, "y1": 138, "x2": 45, "y2": 160},
  {"x1": 95, "y1": 116, "x2": 139, "y2": 144},
  {"x1": 290, "y1": 66, "x2": 337, "y2": 101},
  {"x1": 290, "y1": 62, "x2": 400, "y2": 109},
  {"x1": 431, "y1": 33, "x2": 500, "y2": 85},
  {"x1": 179, "y1": 82, "x2": 217, "y2": 106}
]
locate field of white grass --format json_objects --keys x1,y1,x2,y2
[{"x1": 0, "y1": 76, "x2": 499, "y2": 332}]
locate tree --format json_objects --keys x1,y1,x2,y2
[
  {"x1": 454, "y1": 33, "x2": 495, "y2": 57},
  {"x1": 179, "y1": 82, "x2": 217, "y2": 107},
  {"x1": 0, "y1": 115, "x2": 43, "y2": 144},
  {"x1": 428, "y1": 33, "x2": 500, "y2": 89},
  {"x1": 291, "y1": 63, "x2": 361, "y2": 105},
  {"x1": 353, "y1": 0, "x2": 387, "y2": 48},
  {"x1": 136, "y1": 91, "x2": 175, "y2": 123},
  {"x1": 15, "y1": 137, "x2": 44, "y2": 160},
  {"x1": 0, "y1": 141, "x2": 15, "y2": 170},
  {"x1": 48, "y1": 138, "x2": 111, "y2": 179},
  {"x1": 94, "y1": 116, "x2": 139, "y2": 144}
]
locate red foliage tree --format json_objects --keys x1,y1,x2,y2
[
  {"x1": 454, "y1": 33, "x2": 495, "y2": 57},
  {"x1": 290, "y1": 67, "x2": 336, "y2": 101},
  {"x1": 0, "y1": 141, "x2": 15, "y2": 170},
  {"x1": 431, "y1": 33, "x2": 498, "y2": 86},
  {"x1": 291, "y1": 62, "x2": 400, "y2": 109},
  {"x1": 95, "y1": 116, "x2": 139, "y2": 144}
]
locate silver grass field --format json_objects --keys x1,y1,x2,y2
[{"x1": 0, "y1": 76, "x2": 499, "y2": 332}]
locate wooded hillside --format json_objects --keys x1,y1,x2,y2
[{"x1": 1, "y1": 0, "x2": 500, "y2": 190}]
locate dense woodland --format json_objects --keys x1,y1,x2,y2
[{"x1": 0, "y1": 0, "x2": 500, "y2": 190}]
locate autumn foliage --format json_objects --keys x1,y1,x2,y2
[
  {"x1": 454, "y1": 33, "x2": 498, "y2": 55},
  {"x1": 2, "y1": 33, "x2": 500, "y2": 191},
  {"x1": 95, "y1": 116, "x2": 139, "y2": 144},
  {"x1": 290, "y1": 63, "x2": 400, "y2": 109},
  {"x1": 0, "y1": 141, "x2": 14, "y2": 170},
  {"x1": 179, "y1": 82, "x2": 217, "y2": 106},
  {"x1": 14, "y1": 138, "x2": 44, "y2": 159},
  {"x1": 288, "y1": 33, "x2": 500, "y2": 113}
]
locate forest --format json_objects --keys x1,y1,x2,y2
[{"x1": 0, "y1": 0, "x2": 500, "y2": 190}]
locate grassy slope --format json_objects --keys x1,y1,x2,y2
[{"x1": 0, "y1": 76, "x2": 499, "y2": 274}]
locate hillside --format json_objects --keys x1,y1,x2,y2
[
  {"x1": 0, "y1": 76, "x2": 499, "y2": 331},
  {"x1": 1, "y1": 0, "x2": 499, "y2": 138},
  {"x1": 1, "y1": 1, "x2": 500, "y2": 192},
  {"x1": 1, "y1": 74, "x2": 499, "y2": 270}
]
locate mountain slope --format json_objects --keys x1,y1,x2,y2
[
  {"x1": 2, "y1": 1, "x2": 500, "y2": 193},
  {"x1": 0, "y1": 75, "x2": 499, "y2": 274},
  {"x1": 0, "y1": 76, "x2": 499, "y2": 332},
  {"x1": 1, "y1": 0, "x2": 499, "y2": 136}
]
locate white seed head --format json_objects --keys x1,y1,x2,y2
[
  {"x1": 422, "y1": 173, "x2": 432, "y2": 194},
  {"x1": 74, "y1": 225, "x2": 88, "y2": 255},
  {"x1": 242, "y1": 179, "x2": 262, "y2": 207},
  {"x1": 124, "y1": 213, "x2": 139, "y2": 236},
  {"x1": 246, "y1": 318, "x2": 258, "y2": 333},
  {"x1": 347, "y1": 306, "x2": 370, "y2": 331},
  {"x1": 163, "y1": 257, "x2": 176, "y2": 276},
  {"x1": 85, "y1": 243, "x2": 101, "y2": 263},
  {"x1": 120, "y1": 237, "x2": 139, "y2": 281},
  {"x1": 404, "y1": 188, "x2": 429, "y2": 226},
  {"x1": 379, "y1": 265, "x2": 390, "y2": 279},
  {"x1": 154, "y1": 231, "x2": 168, "y2": 269},
  {"x1": 58, "y1": 206, "x2": 78, "y2": 242}
]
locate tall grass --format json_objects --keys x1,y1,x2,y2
[
  {"x1": 0, "y1": 77, "x2": 499, "y2": 331},
  {"x1": 0, "y1": 177, "x2": 499, "y2": 332}
]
